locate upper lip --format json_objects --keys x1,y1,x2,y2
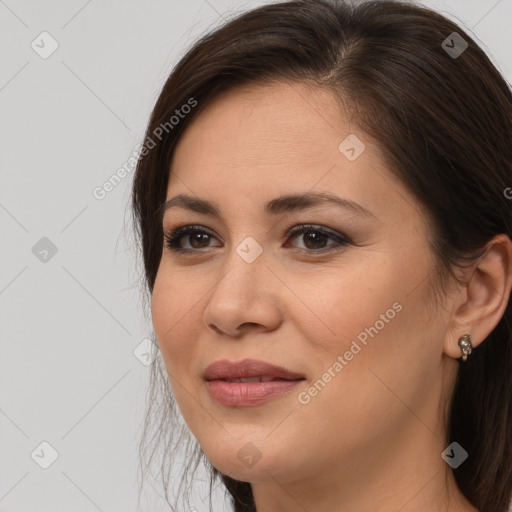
[{"x1": 204, "y1": 358, "x2": 305, "y2": 381}]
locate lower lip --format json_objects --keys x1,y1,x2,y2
[{"x1": 207, "y1": 379, "x2": 305, "y2": 407}]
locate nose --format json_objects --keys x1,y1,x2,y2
[{"x1": 202, "y1": 250, "x2": 282, "y2": 338}]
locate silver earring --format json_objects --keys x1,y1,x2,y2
[{"x1": 458, "y1": 334, "x2": 473, "y2": 362}]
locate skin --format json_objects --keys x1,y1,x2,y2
[{"x1": 151, "y1": 81, "x2": 512, "y2": 512}]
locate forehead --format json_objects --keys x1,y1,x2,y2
[
  {"x1": 171, "y1": 81, "x2": 349, "y2": 167},
  {"x1": 166, "y1": 81, "x2": 420, "y2": 230},
  {"x1": 171, "y1": 82, "x2": 366, "y2": 182}
]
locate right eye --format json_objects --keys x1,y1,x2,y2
[{"x1": 163, "y1": 225, "x2": 222, "y2": 253}]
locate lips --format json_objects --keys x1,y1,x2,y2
[
  {"x1": 203, "y1": 358, "x2": 305, "y2": 382},
  {"x1": 204, "y1": 359, "x2": 306, "y2": 407},
  {"x1": 222, "y1": 376, "x2": 279, "y2": 383}
]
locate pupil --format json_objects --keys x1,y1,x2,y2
[
  {"x1": 190, "y1": 233, "x2": 210, "y2": 248},
  {"x1": 304, "y1": 231, "x2": 327, "y2": 249}
]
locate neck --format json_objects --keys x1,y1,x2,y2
[{"x1": 250, "y1": 417, "x2": 478, "y2": 512}]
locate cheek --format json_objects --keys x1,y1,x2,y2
[
  {"x1": 294, "y1": 262, "x2": 397, "y2": 353},
  {"x1": 151, "y1": 271, "x2": 209, "y2": 430},
  {"x1": 294, "y1": 256, "x2": 428, "y2": 398},
  {"x1": 151, "y1": 268, "x2": 203, "y2": 374}
]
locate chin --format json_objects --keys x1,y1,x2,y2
[{"x1": 200, "y1": 436, "x2": 285, "y2": 482}]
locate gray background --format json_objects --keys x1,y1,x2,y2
[{"x1": 1, "y1": 0, "x2": 511, "y2": 511}]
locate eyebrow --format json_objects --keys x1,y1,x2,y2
[{"x1": 161, "y1": 192, "x2": 377, "y2": 221}]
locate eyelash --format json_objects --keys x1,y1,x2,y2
[{"x1": 163, "y1": 224, "x2": 352, "y2": 255}]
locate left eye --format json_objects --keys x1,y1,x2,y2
[{"x1": 285, "y1": 224, "x2": 351, "y2": 252}]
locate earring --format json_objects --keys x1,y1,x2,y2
[{"x1": 458, "y1": 334, "x2": 473, "y2": 362}]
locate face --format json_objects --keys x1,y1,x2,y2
[{"x1": 151, "y1": 81, "x2": 455, "y2": 486}]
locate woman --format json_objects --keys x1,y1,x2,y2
[{"x1": 131, "y1": 1, "x2": 512, "y2": 510}]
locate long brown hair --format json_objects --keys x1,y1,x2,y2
[{"x1": 131, "y1": 1, "x2": 512, "y2": 510}]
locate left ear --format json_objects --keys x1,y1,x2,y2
[{"x1": 444, "y1": 234, "x2": 512, "y2": 360}]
